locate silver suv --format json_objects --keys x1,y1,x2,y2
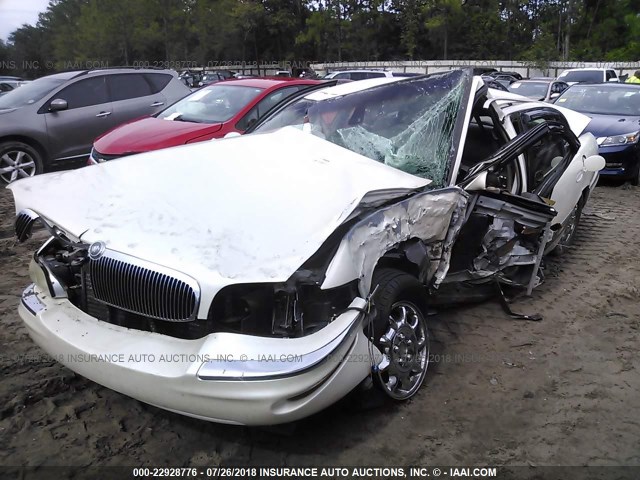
[{"x1": 0, "y1": 68, "x2": 190, "y2": 183}]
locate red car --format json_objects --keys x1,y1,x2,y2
[{"x1": 89, "y1": 78, "x2": 321, "y2": 162}]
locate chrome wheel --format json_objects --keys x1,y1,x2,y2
[
  {"x1": 559, "y1": 204, "x2": 579, "y2": 247},
  {"x1": 558, "y1": 205, "x2": 581, "y2": 247},
  {"x1": 0, "y1": 150, "x2": 37, "y2": 183},
  {"x1": 376, "y1": 301, "x2": 429, "y2": 400}
]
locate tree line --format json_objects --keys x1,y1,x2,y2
[{"x1": 0, "y1": 0, "x2": 639, "y2": 78}]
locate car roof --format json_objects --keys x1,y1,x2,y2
[
  {"x1": 37, "y1": 69, "x2": 178, "y2": 83},
  {"x1": 566, "y1": 82, "x2": 640, "y2": 89},
  {"x1": 41, "y1": 71, "x2": 86, "y2": 80},
  {"x1": 87, "y1": 68, "x2": 177, "y2": 76},
  {"x1": 216, "y1": 78, "x2": 319, "y2": 89},
  {"x1": 561, "y1": 68, "x2": 609, "y2": 72},
  {"x1": 514, "y1": 79, "x2": 551, "y2": 83},
  {"x1": 328, "y1": 69, "x2": 388, "y2": 73},
  {"x1": 303, "y1": 76, "x2": 406, "y2": 101}
]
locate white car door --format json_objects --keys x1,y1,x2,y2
[{"x1": 499, "y1": 104, "x2": 599, "y2": 226}]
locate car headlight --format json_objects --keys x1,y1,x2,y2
[{"x1": 597, "y1": 131, "x2": 640, "y2": 146}]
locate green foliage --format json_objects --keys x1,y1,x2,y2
[
  {"x1": 1, "y1": 0, "x2": 639, "y2": 77},
  {"x1": 423, "y1": 0, "x2": 463, "y2": 59}
]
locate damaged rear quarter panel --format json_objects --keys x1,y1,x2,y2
[{"x1": 322, "y1": 187, "x2": 469, "y2": 296}]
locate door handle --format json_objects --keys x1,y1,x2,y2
[
  {"x1": 150, "y1": 101, "x2": 164, "y2": 107},
  {"x1": 96, "y1": 111, "x2": 112, "y2": 117}
]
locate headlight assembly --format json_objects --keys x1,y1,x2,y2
[{"x1": 597, "y1": 131, "x2": 640, "y2": 146}]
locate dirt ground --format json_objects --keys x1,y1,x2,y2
[{"x1": 0, "y1": 182, "x2": 639, "y2": 469}]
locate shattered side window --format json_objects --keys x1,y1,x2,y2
[{"x1": 255, "y1": 70, "x2": 470, "y2": 186}]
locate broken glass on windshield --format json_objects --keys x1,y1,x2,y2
[{"x1": 255, "y1": 70, "x2": 470, "y2": 186}]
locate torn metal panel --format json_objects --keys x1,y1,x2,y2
[
  {"x1": 324, "y1": 188, "x2": 469, "y2": 297},
  {"x1": 444, "y1": 193, "x2": 556, "y2": 286},
  {"x1": 473, "y1": 218, "x2": 539, "y2": 273}
]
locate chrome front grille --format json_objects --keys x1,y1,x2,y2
[{"x1": 88, "y1": 251, "x2": 199, "y2": 322}]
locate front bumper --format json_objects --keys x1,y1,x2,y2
[
  {"x1": 598, "y1": 144, "x2": 639, "y2": 178},
  {"x1": 19, "y1": 284, "x2": 374, "y2": 425},
  {"x1": 88, "y1": 147, "x2": 129, "y2": 165}
]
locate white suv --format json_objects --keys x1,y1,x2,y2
[{"x1": 557, "y1": 68, "x2": 619, "y2": 85}]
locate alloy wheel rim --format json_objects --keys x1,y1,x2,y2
[
  {"x1": 376, "y1": 301, "x2": 429, "y2": 400},
  {"x1": 0, "y1": 150, "x2": 36, "y2": 183}
]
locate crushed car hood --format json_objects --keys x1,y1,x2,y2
[{"x1": 9, "y1": 127, "x2": 430, "y2": 294}]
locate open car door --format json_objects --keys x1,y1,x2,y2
[
  {"x1": 445, "y1": 122, "x2": 572, "y2": 292},
  {"x1": 501, "y1": 105, "x2": 599, "y2": 225}
]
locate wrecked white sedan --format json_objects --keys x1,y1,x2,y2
[{"x1": 10, "y1": 71, "x2": 604, "y2": 425}]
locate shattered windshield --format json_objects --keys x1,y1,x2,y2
[{"x1": 254, "y1": 70, "x2": 470, "y2": 186}]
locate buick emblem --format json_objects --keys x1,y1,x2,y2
[{"x1": 88, "y1": 241, "x2": 106, "y2": 260}]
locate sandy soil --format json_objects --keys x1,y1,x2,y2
[{"x1": 0, "y1": 183, "x2": 639, "y2": 469}]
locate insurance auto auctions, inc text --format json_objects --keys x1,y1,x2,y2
[{"x1": 256, "y1": 467, "x2": 497, "y2": 477}]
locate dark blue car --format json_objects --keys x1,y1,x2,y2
[{"x1": 554, "y1": 83, "x2": 640, "y2": 184}]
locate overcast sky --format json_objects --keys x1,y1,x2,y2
[{"x1": 0, "y1": 0, "x2": 49, "y2": 41}]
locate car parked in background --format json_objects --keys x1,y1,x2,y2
[
  {"x1": 0, "y1": 68, "x2": 190, "y2": 183},
  {"x1": 482, "y1": 78, "x2": 509, "y2": 92},
  {"x1": 484, "y1": 70, "x2": 523, "y2": 81},
  {"x1": 322, "y1": 70, "x2": 420, "y2": 81},
  {"x1": 557, "y1": 68, "x2": 619, "y2": 85},
  {"x1": 508, "y1": 78, "x2": 569, "y2": 102},
  {"x1": 553, "y1": 83, "x2": 640, "y2": 184},
  {"x1": 482, "y1": 73, "x2": 518, "y2": 89},
  {"x1": 200, "y1": 72, "x2": 226, "y2": 86},
  {"x1": 0, "y1": 80, "x2": 24, "y2": 96},
  {"x1": 89, "y1": 78, "x2": 322, "y2": 163},
  {"x1": 10, "y1": 71, "x2": 603, "y2": 425}
]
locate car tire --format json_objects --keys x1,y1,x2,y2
[
  {"x1": 0, "y1": 141, "x2": 43, "y2": 184},
  {"x1": 552, "y1": 201, "x2": 583, "y2": 256},
  {"x1": 370, "y1": 268, "x2": 430, "y2": 401}
]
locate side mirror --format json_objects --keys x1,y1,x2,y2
[
  {"x1": 584, "y1": 155, "x2": 605, "y2": 172},
  {"x1": 464, "y1": 171, "x2": 488, "y2": 191},
  {"x1": 49, "y1": 99, "x2": 68, "y2": 111},
  {"x1": 550, "y1": 92, "x2": 560, "y2": 99},
  {"x1": 223, "y1": 131, "x2": 241, "y2": 139}
]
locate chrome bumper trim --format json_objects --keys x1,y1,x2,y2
[{"x1": 197, "y1": 304, "x2": 367, "y2": 381}]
